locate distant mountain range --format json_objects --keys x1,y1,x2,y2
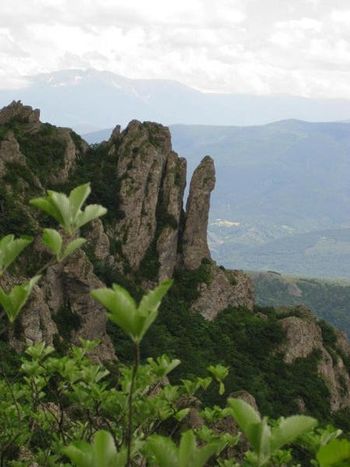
[{"x1": 3, "y1": 69, "x2": 350, "y2": 132}]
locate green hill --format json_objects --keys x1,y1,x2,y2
[{"x1": 251, "y1": 271, "x2": 350, "y2": 338}]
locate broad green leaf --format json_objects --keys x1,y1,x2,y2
[
  {"x1": 208, "y1": 364, "x2": 229, "y2": 381},
  {"x1": 0, "y1": 235, "x2": 33, "y2": 274},
  {"x1": 271, "y1": 415, "x2": 317, "y2": 452},
  {"x1": 0, "y1": 234, "x2": 14, "y2": 248},
  {"x1": 208, "y1": 365, "x2": 228, "y2": 395},
  {"x1": 92, "y1": 281, "x2": 172, "y2": 343},
  {"x1": 49, "y1": 191, "x2": 72, "y2": 231},
  {"x1": 75, "y1": 204, "x2": 107, "y2": 229},
  {"x1": 248, "y1": 418, "x2": 271, "y2": 462},
  {"x1": 0, "y1": 275, "x2": 41, "y2": 323},
  {"x1": 69, "y1": 183, "x2": 91, "y2": 220},
  {"x1": 63, "y1": 441, "x2": 92, "y2": 465},
  {"x1": 91, "y1": 286, "x2": 137, "y2": 339},
  {"x1": 25, "y1": 341, "x2": 55, "y2": 360},
  {"x1": 317, "y1": 439, "x2": 350, "y2": 466},
  {"x1": 61, "y1": 238, "x2": 86, "y2": 260},
  {"x1": 175, "y1": 408, "x2": 190, "y2": 422},
  {"x1": 30, "y1": 197, "x2": 64, "y2": 225},
  {"x1": 93, "y1": 430, "x2": 120, "y2": 467},
  {"x1": 194, "y1": 442, "x2": 222, "y2": 467},
  {"x1": 228, "y1": 398, "x2": 261, "y2": 442},
  {"x1": 134, "y1": 308, "x2": 158, "y2": 343},
  {"x1": 147, "y1": 355, "x2": 181, "y2": 377},
  {"x1": 179, "y1": 430, "x2": 196, "y2": 467},
  {"x1": 31, "y1": 184, "x2": 107, "y2": 234},
  {"x1": 64, "y1": 431, "x2": 126, "y2": 467},
  {"x1": 138, "y1": 279, "x2": 173, "y2": 316},
  {"x1": 146, "y1": 435, "x2": 178, "y2": 467},
  {"x1": 42, "y1": 228, "x2": 62, "y2": 257},
  {"x1": 135, "y1": 279, "x2": 173, "y2": 341}
]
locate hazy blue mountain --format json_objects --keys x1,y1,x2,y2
[
  {"x1": 171, "y1": 120, "x2": 350, "y2": 229},
  {"x1": 3, "y1": 69, "x2": 350, "y2": 132},
  {"x1": 169, "y1": 120, "x2": 350, "y2": 277}
]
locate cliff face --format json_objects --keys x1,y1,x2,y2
[
  {"x1": 0, "y1": 101, "x2": 253, "y2": 350},
  {"x1": 0, "y1": 102, "x2": 114, "y2": 359},
  {"x1": 1, "y1": 101, "x2": 350, "y2": 414},
  {"x1": 280, "y1": 307, "x2": 350, "y2": 412}
]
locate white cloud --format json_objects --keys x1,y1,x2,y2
[{"x1": 1, "y1": 0, "x2": 350, "y2": 98}]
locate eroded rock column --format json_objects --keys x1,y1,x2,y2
[{"x1": 182, "y1": 155, "x2": 215, "y2": 270}]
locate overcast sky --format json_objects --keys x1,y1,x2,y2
[{"x1": 1, "y1": 0, "x2": 350, "y2": 97}]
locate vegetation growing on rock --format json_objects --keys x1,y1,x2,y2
[{"x1": 1, "y1": 102, "x2": 350, "y2": 465}]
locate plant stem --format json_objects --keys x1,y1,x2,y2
[{"x1": 126, "y1": 341, "x2": 140, "y2": 467}]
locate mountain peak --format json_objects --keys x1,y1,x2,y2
[{"x1": 0, "y1": 100, "x2": 40, "y2": 125}]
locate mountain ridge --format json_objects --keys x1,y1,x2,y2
[{"x1": 4, "y1": 69, "x2": 350, "y2": 133}]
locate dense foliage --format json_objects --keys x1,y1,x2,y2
[{"x1": 1, "y1": 184, "x2": 350, "y2": 466}]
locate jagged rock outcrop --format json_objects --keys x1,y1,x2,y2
[
  {"x1": 113, "y1": 121, "x2": 172, "y2": 271},
  {"x1": 280, "y1": 314, "x2": 322, "y2": 363},
  {"x1": 156, "y1": 152, "x2": 187, "y2": 280},
  {"x1": 101, "y1": 119, "x2": 253, "y2": 316},
  {"x1": 280, "y1": 310, "x2": 350, "y2": 411},
  {"x1": 47, "y1": 128, "x2": 82, "y2": 185},
  {"x1": 9, "y1": 250, "x2": 114, "y2": 361},
  {"x1": 59, "y1": 251, "x2": 115, "y2": 361},
  {"x1": 182, "y1": 156, "x2": 215, "y2": 270},
  {"x1": 86, "y1": 219, "x2": 111, "y2": 262},
  {"x1": 0, "y1": 106, "x2": 258, "y2": 351},
  {"x1": 0, "y1": 100, "x2": 40, "y2": 126},
  {"x1": 192, "y1": 265, "x2": 254, "y2": 319},
  {"x1": 0, "y1": 131, "x2": 29, "y2": 177},
  {"x1": 0, "y1": 103, "x2": 113, "y2": 358}
]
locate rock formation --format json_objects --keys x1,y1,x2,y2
[
  {"x1": 182, "y1": 155, "x2": 215, "y2": 270},
  {"x1": 2, "y1": 102, "x2": 350, "y2": 416},
  {"x1": 0, "y1": 100, "x2": 40, "y2": 126},
  {"x1": 192, "y1": 266, "x2": 254, "y2": 320},
  {"x1": 156, "y1": 151, "x2": 187, "y2": 280},
  {"x1": 280, "y1": 308, "x2": 350, "y2": 412}
]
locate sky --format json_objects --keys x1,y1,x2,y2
[{"x1": 1, "y1": 0, "x2": 350, "y2": 98}]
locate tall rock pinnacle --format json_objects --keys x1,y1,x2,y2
[{"x1": 182, "y1": 155, "x2": 216, "y2": 270}]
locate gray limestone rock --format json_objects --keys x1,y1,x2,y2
[
  {"x1": 157, "y1": 152, "x2": 187, "y2": 280},
  {"x1": 48, "y1": 128, "x2": 80, "y2": 185},
  {"x1": 280, "y1": 313, "x2": 350, "y2": 411},
  {"x1": 114, "y1": 121, "x2": 171, "y2": 272},
  {"x1": 182, "y1": 156, "x2": 215, "y2": 270},
  {"x1": 0, "y1": 101, "x2": 40, "y2": 125},
  {"x1": 191, "y1": 265, "x2": 254, "y2": 319},
  {"x1": 86, "y1": 219, "x2": 111, "y2": 261}
]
